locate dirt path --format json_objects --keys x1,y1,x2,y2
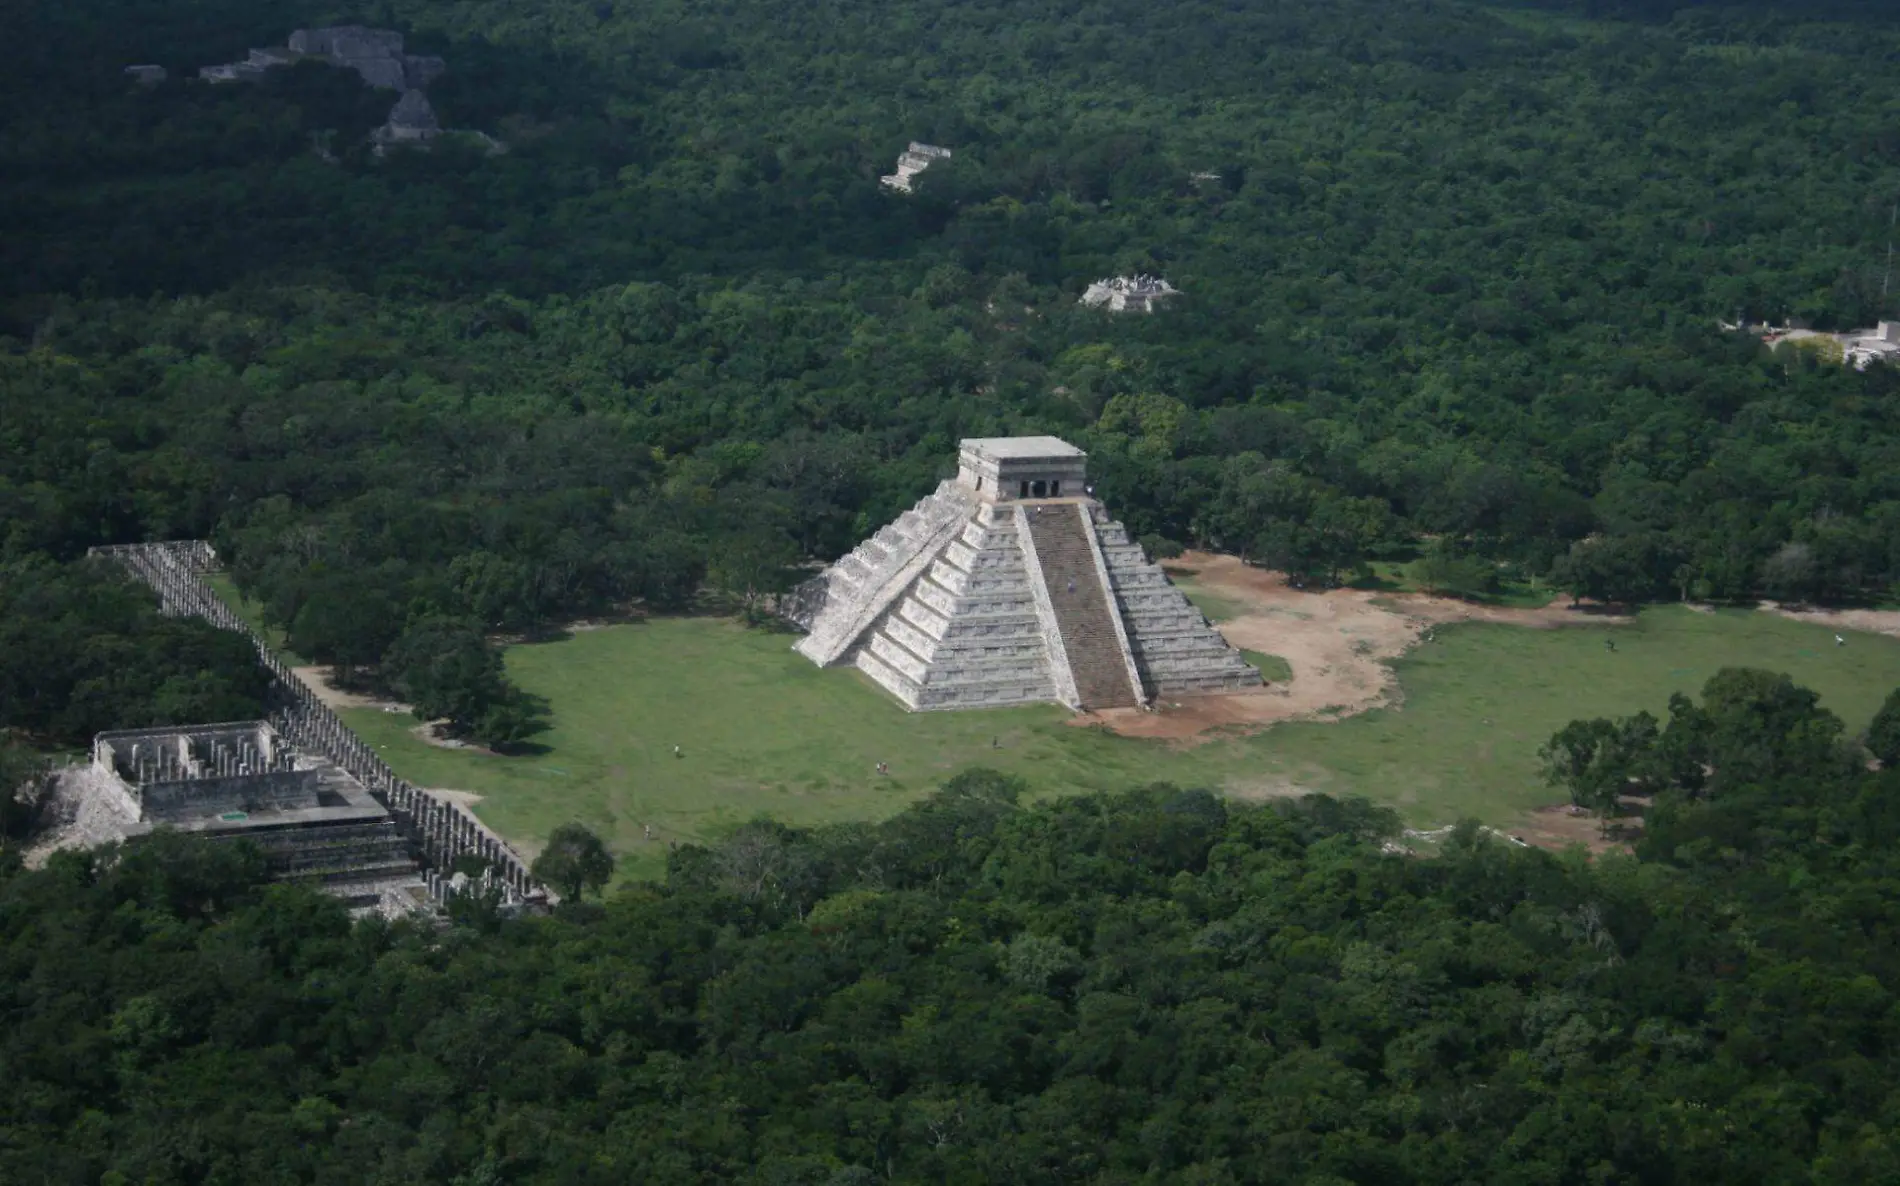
[
  {"x1": 1076, "y1": 552, "x2": 1630, "y2": 742},
  {"x1": 291, "y1": 666, "x2": 410, "y2": 714},
  {"x1": 1759, "y1": 601, "x2": 1900, "y2": 641}
]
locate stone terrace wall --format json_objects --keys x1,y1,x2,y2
[
  {"x1": 90, "y1": 542, "x2": 550, "y2": 903},
  {"x1": 141, "y1": 770, "x2": 321, "y2": 821}
]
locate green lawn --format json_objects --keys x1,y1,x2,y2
[
  {"x1": 203, "y1": 574, "x2": 310, "y2": 665},
  {"x1": 1171, "y1": 573, "x2": 1253, "y2": 624},
  {"x1": 326, "y1": 605, "x2": 1900, "y2": 881},
  {"x1": 1247, "y1": 607, "x2": 1900, "y2": 817},
  {"x1": 1240, "y1": 649, "x2": 1295, "y2": 683}
]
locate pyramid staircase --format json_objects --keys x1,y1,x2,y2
[
  {"x1": 1090, "y1": 508, "x2": 1263, "y2": 696},
  {"x1": 1023, "y1": 505, "x2": 1141, "y2": 710}
]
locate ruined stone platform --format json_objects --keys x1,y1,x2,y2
[
  {"x1": 92, "y1": 721, "x2": 427, "y2": 914},
  {"x1": 785, "y1": 436, "x2": 1261, "y2": 712}
]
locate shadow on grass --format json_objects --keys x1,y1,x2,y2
[
  {"x1": 1355, "y1": 575, "x2": 1563, "y2": 610},
  {"x1": 492, "y1": 740, "x2": 555, "y2": 757},
  {"x1": 1345, "y1": 572, "x2": 1406, "y2": 594},
  {"x1": 1563, "y1": 602, "x2": 1637, "y2": 617},
  {"x1": 504, "y1": 608, "x2": 658, "y2": 648}
]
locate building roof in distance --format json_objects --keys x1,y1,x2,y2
[{"x1": 961, "y1": 435, "x2": 1085, "y2": 460}]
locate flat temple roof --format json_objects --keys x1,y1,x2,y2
[{"x1": 960, "y1": 435, "x2": 1085, "y2": 460}]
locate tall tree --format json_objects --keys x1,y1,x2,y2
[{"x1": 530, "y1": 822, "x2": 615, "y2": 900}]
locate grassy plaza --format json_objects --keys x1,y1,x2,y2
[{"x1": 328, "y1": 603, "x2": 1900, "y2": 880}]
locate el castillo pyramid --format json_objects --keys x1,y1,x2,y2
[{"x1": 784, "y1": 436, "x2": 1263, "y2": 711}]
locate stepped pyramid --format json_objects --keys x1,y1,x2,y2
[{"x1": 784, "y1": 436, "x2": 1263, "y2": 711}]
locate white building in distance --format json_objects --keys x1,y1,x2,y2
[
  {"x1": 1726, "y1": 319, "x2": 1900, "y2": 371},
  {"x1": 1843, "y1": 322, "x2": 1900, "y2": 369},
  {"x1": 1080, "y1": 275, "x2": 1180, "y2": 313},
  {"x1": 880, "y1": 142, "x2": 952, "y2": 193}
]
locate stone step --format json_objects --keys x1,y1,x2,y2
[
  {"x1": 1024, "y1": 504, "x2": 1140, "y2": 711},
  {"x1": 857, "y1": 648, "x2": 1054, "y2": 711},
  {"x1": 870, "y1": 622, "x2": 1051, "y2": 686},
  {"x1": 1097, "y1": 539, "x2": 1265, "y2": 695},
  {"x1": 912, "y1": 580, "x2": 1037, "y2": 621},
  {"x1": 1149, "y1": 677, "x2": 1261, "y2": 697},
  {"x1": 896, "y1": 599, "x2": 1043, "y2": 641},
  {"x1": 1129, "y1": 635, "x2": 1252, "y2": 657}
]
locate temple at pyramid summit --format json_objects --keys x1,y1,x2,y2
[{"x1": 784, "y1": 436, "x2": 1263, "y2": 711}]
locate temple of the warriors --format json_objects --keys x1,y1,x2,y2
[
  {"x1": 785, "y1": 436, "x2": 1261, "y2": 711},
  {"x1": 90, "y1": 720, "x2": 429, "y2": 916},
  {"x1": 56, "y1": 541, "x2": 549, "y2": 917}
]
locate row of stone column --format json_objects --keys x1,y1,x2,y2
[
  {"x1": 423, "y1": 867, "x2": 511, "y2": 906},
  {"x1": 94, "y1": 541, "x2": 550, "y2": 903}
]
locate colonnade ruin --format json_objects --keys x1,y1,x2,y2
[{"x1": 88, "y1": 541, "x2": 550, "y2": 911}]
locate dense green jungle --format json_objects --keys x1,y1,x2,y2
[
  {"x1": 7, "y1": 0, "x2": 1900, "y2": 1180},
  {"x1": 6, "y1": 675, "x2": 1900, "y2": 1182},
  {"x1": 9, "y1": 0, "x2": 1900, "y2": 641}
]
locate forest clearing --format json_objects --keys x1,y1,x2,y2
[
  {"x1": 299, "y1": 565, "x2": 1900, "y2": 881},
  {"x1": 13, "y1": 0, "x2": 1900, "y2": 1176}
]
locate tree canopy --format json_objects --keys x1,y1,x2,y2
[
  {"x1": 530, "y1": 821, "x2": 615, "y2": 901},
  {"x1": 4, "y1": 683, "x2": 1900, "y2": 1181},
  {"x1": 6, "y1": 0, "x2": 1900, "y2": 642},
  {"x1": 7, "y1": 4, "x2": 1900, "y2": 1174},
  {"x1": 0, "y1": 558, "x2": 270, "y2": 749}
]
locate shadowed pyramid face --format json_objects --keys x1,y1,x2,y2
[{"x1": 786, "y1": 437, "x2": 1263, "y2": 713}]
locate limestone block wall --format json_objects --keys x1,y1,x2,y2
[
  {"x1": 853, "y1": 508, "x2": 1060, "y2": 710},
  {"x1": 232, "y1": 820, "x2": 419, "y2": 883},
  {"x1": 956, "y1": 449, "x2": 1088, "y2": 502},
  {"x1": 140, "y1": 770, "x2": 322, "y2": 821},
  {"x1": 792, "y1": 481, "x2": 977, "y2": 667}
]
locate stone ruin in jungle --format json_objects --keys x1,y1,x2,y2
[
  {"x1": 54, "y1": 543, "x2": 552, "y2": 917},
  {"x1": 784, "y1": 436, "x2": 1261, "y2": 712},
  {"x1": 193, "y1": 25, "x2": 449, "y2": 146}
]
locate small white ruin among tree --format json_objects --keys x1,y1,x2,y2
[
  {"x1": 1079, "y1": 275, "x2": 1180, "y2": 313},
  {"x1": 880, "y1": 142, "x2": 952, "y2": 193},
  {"x1": 1721, "y1": 318, "x2": 1900, "y2": 370}
]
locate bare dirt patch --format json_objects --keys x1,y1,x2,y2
[
  {"x1": 1513, "y1": 804, "x2": 1625, "y2": 854},
  {"x1": 1510, "y1": 796, "x2": 1647, "y2": 855},
  {"x1": 291, "y1": 666, "x2": 410, "y2": 714},
  {"x1": 1073, "y1": 552, "x2": 1632, "y2": 743},
  {"x1": 1759, "y1": 600, "x2": 1900, "y2": 641},
  {"x1": 427, "y1": 789, "x2": 487, "y2": 808}
]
